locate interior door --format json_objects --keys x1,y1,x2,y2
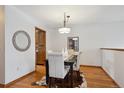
[{"x1": 35, "y1": 27, "x2": 46, "y2": 65}]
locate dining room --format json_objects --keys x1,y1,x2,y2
[{"x1": 1, "y1": 5, "x2": 124, "y2": 88}]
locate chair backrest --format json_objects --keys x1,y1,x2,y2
[
  {"x1": 68, "y1": 49, "x2": 75, "y2": 56},
  {"x1": 62, "y1": 48, "x2": 68, "y2": 58},
  {"x1": 48, "y1": 52, "x2": 65, "y2": 78},
  {"x1": 46, "y1": 50, "x2": 53, "y2": 59}
]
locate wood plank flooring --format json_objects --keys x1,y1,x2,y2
[
  {"x1": 80, "y1": 66, "x2": 119, "y2": 88},
  {"x1": 6, "y1": 65, "x2": 46, "y2": 88},
  {"x1": 6, "y1": 65, "x2": 119, "y2": 88}
]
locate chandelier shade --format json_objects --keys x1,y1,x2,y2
[{"x1": 58, "y1": 27, "x2": 71, "y2": 34}]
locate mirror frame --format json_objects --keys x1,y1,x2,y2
[{"x1": 12, "y1": 30, "x2": 31, "y2": 52}]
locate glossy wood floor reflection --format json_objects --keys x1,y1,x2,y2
[
  {"x1": 7, "y1": 65, "x2": 119, "y2": 88},
  {"x1": 80, "y1": 66, "x2": 119, "y2": 88}
]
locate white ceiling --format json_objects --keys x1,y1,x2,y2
[{"x1": 15, "y1": 5, "x2": 124, "y2": 29}]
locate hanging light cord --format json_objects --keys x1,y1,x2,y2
[{"x1": 63, "y1": 12, "x2": 70, "y2": 27}]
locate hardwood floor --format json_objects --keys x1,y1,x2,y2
[
  {"x1": 6, "y1": 65, "x2": 119, "y2": 88},
  {"x1": 6, "y1": 65, "x2": 47, "y2": 88},
  {"x1": 80, "y1": 66, "x2": 119, "y2": 88}
]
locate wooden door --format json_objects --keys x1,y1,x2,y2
[{"x1": 35, "y1": 27, "x2": 46, "y2": 65}]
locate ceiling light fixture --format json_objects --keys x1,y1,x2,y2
[{"x1": 58, "y1": 13, "x2": 71, "y2": 34}]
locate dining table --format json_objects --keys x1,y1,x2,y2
[{"x1": 45, "y1": 54, "x2": 77, "y2": 88}]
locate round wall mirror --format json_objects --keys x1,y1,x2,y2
[{"x1": 12, "y1": 31, "x2": 31, "y2": 52}]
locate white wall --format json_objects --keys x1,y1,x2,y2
[
  {"x1": 0, "y1": 6, "x2": 5, "y2": 84},
  {"x1": 101, "y1": 22, "x2": 124, "y2": 48},
  {"x1": 49, "y1": 21, "x2": 124, "y2": 66},
  {"x1": 5, "y1": 6, "x2": 38, "y2": 84},
  {"x1": 3, "y1": 5, "x2": 53, "y2": 84},
  {"x1": 114, "y1": 51, "x2": 124, "y2": 87},
  {"x1": 49, "y1": 25, "x2": 103, "y2": 66},
  {"x1": 101, "y1": 49, "x2": 124, "y2": 87}
]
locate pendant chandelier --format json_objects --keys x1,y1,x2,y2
[{"x1": 58, "y1": 13, "x2": 71, "y2": 34}]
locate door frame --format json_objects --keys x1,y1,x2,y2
[{"x1": 35, "y1": 27, "x2": 46, "y2": 70}]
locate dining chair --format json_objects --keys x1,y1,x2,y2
[
  {"x1": 62, "y1": 48, "x2": 68, "y2": 59},
  {"x1": 68, "y1": 49, "x2": 81, "y2": 71},
  {"x1": 73, "y1": 52, "x2": 82, "y2": 80},
  {"x1": 48, "y1": 52, "x2": 70, "y2": 87}
]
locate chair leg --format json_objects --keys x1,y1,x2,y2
[
  {"x1": 62, "y1": 79, "x2": 65, "y2": 88},
  {"x1": 52, "y1": 78, "x2": 55, "y2": 87},
  {"x1": 76, "y1": 71, "x2": 80, "y2": 81},
  {"x1": 54, "y1": 78, "x2": 57, "y2": 88},
  {"x1": 49, "y1": 77, "x2": 51, "y2": 88},
  {"x1": 66, "y1": 74, "x2": 70, "y2": 87}
]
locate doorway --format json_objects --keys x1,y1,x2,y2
[
  {"x1": 35, "y1": 27, "x2": 46, "y2": 65},
  {"x1": 67, "y1": 37, "x2": 79, "y2": 52}
]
